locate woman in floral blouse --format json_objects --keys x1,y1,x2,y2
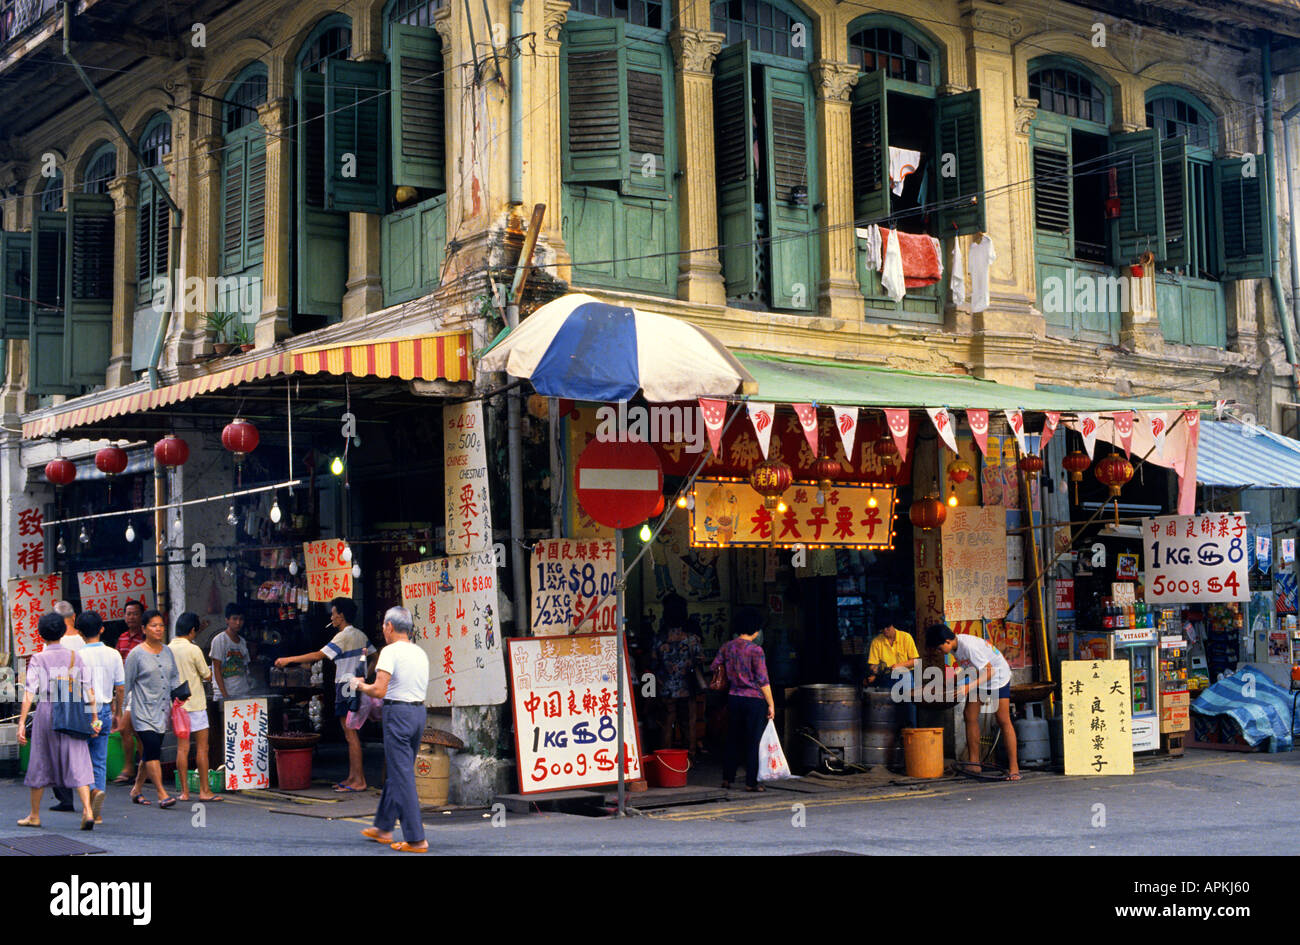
[{"x1": 710, "y1": 607, "x2": 774, "y2": 792}]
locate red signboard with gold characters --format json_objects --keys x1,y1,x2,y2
[{"x1": 689, "y1": 478, "x2": 897, "y2": 549}]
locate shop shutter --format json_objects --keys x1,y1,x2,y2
[
  {"x1": 0, "y1": 231, "x2": 31, "y2": 340},
  {"x1": 245, "y1": 132, "x2": 267, "y2": 266},
  {"x1": 29, "y1": 210, "x2": 71, "y2": 395},
  {"x1": 763, "y1": 65, "x2": 816, "y2": 311},
  {"x1": 1214, "y1": 154, "x2": 1271, "y2": 280},
  {"x1": 1159, "y1": 136, "x2": 1191, "y2": 271},
  {"x1": 1030, "y1": 124, "x2": 1072, "y2": 258},
  {"x1": 850, "y1": 69, "x2": 888, "y2": 222},
  {"x1": 136, "y1": 179, "x2": 154, "y2": 295},
  {"x1": 622, "y1": 40, "x2": 670, "y2": 198},
  {"x1": 153, "y1": 189, "x2": 170, "y2": 279},
  {"x1": 63, "y1": 192, "x2": 114, "y2": 387},
  {"x1": 562, "y1": 19, "x2": 629, "y2": 185},
  {"x1": 300, "y1": 71, "x2": 327, "y2": 210},
  {"x1": 325, "y1": 59, "x2": 387, "y2": 213},
  {"x1": 221, "y1": 139, "x2": 246, "y2": 272},
  {"x1": 713, "y1": 41, "x2": 757, "y2": 299},
  {"x1": 1110, "y1": 129, "x2": 1165, "y2": 265},
  {"x1": 390, "y1": 24, "x2": 445, "y2": 192},
  {"x1": 935, "y1": 89, "x2": 985, "y2": 236}
]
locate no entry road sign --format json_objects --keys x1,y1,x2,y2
[{"x1": 574, "y1": 438, "x2": 664, "y2": 529}]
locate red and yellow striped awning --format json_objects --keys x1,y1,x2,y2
[{"x1": 23, "y1": 331, "x2": 473, "y2": 440}]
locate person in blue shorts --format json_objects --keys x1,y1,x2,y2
[{"x1": 926, "y1": 624, "x2": 1020, "y2": 781}]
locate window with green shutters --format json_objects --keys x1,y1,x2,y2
[
  {"x1": 81, "y1": 143, "x2": 117, "y2": 195},
  {"x1": 0, "y1": 230, "x2": 31, "y2": 340},
  {"x1": 221, "y1": 68, "x2": 268, "y2": 277},
  {"x1": 559, "y1": 15, "x2": 677, "y2": 297}
]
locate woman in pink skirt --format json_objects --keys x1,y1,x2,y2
[{"x1": 16, "y1": 613, "x2": 97, "y2": 829}]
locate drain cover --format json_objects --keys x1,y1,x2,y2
[{"x1": 0, "y1": 834, "x2": 106, "y2": 856}]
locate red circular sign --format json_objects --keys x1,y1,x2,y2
[{"x1": 575, "y1": 438, "x2": 664, "y2": 529}]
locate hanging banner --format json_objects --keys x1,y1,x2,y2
[
  {"x1": 76, "y1": 567, "x2": 152, "y2": 621},
  {"x1": 884, "y1": 409, "x2": 911, "y2": 462},
  {"x1": 698, "y1": 399, "x2": 728, "y2": 460},
  {"x1": 690, "y1": 478, "x2": 896, "y2": 549},
  {"x1": 303, "y1": 540, "x2": 353, "y2": 603},
  {"x1": 1113, "y1": 411, "x2": 1134, "y2": 458},
  {"x1": 1040, "y1": 411, "x2": 1060, "y2": 450},
  {"x1": 1142, "y1": 513, "x2": 1249, "y2": 604},
  {"x1": 401, "y1": 551, "x2": 508, "y2": 707},
  {"x1": 506, "y1": 634, "x2": 643, "y2": 794},
  {"x1": 530, "y1": 538, "x2": 618, "y2": 636},
  {"x1": 1079, "y1": 412, "x2": 1100, "y2": 459},
  {"x1": 746, "y1": 402, "x2": 776, "y2": 459},
  {"x1": 1177, "y1": 411, "x2": 1201, "y2": 516},
  {"x1": 1282, "y1": 538, "x2": 1296, "y2": 565},
  {"x1": 1003, "y1": 409, "x2": 1027, "y2": 455},
  {"x1": 223, "y1": 698, "x2": 270, "y2": 791},
  {"x1": 831, "y1": 406, "x2": 859, "y2": 460},
  {"x1": 1255, "y1": 532, "x2": 1273, "y2": 573},
  {"x1": 7, "y1": 573, "x2": 61, "y2": 657},
  {"x1": 792, "y1": 403, "x2": 820, "y2": 456},
  {"x1": 1143, "y1": 411, "x2": 1168, "y2": 459},
  {"x1": 444, "y1": 402, "x2": 492, "y2": 554},
  {"x1": 940, "y1": 506, "x2": 1008, "y2": 621},
  {"x1": 11, "y1": 498, "x2": 46, "y2": 577},
  {"x1": 926, "y1": 407, "x2": 958, "y2": 454},
  {"x1": 1061, "y1": 660, "x2": 1134, "y2": 776},
  {"x1": 966, "y1": 409, "x2": 989, "y2": 457}
]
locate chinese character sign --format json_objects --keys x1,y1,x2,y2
[
  {"x1": 302, "y1": 540, "x2": 353, "y2": 603},
  {"x1": 8, "y1": 573, "x2": 60, "y2": 657},
  {"x1": 530, "y1": 539, "x2": 618, "y2": 636},
  {"x1": 689, "y1": 478, "x2": 896, "y2": 549},
  {"x1": 506, "y1": 634, "x2": 642, "y2": 794},
  {"x1": 940, "y1": 507, "x2": 1008, "y2": 621},
  {"x1": 1142, "y1": 514, "x2": 1249, "y2": 604},
  {"x1": 11, "y1": 498, "x2": 46, "y2": 576},
  {"x1": 444, "y1": 402, "x2": 492, "y2": 555},
  {"x1": 401, "y1": 551, "x2": 507, "y2": 707},
  {"x1": 223, "y1": 698, "x2": 270, "y2": 790},
  {"x1": 76, "y1": 568, "x2": 151, "y2": 621},
  {"x1": 1061, "y1": 660, "x2": 1133, "y2": 776}
]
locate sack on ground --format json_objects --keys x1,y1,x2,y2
[{"x1": 757, "y1": 719, "x2": 791, "y2": 781}]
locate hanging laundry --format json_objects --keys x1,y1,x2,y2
[
  {"x1": 888, "y1": 147, "x2": 922, "y2": 197},
  {"x1": 857, "y1": 224, "x2": 883, "y2": 271},
  {"x1": 880, "y1": 228, "x2": 905, "y2": 302},
  {"x1": 950, "y1": 237, "x2": 965, "y2": 306},
  {"x1": 969, "y1": 234, "x2": 997, "y2": 313},
  {"x1": 880, "y1": 228, "x2": 942, "y2": 289}
]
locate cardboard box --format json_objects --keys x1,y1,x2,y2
[
  {"x1": 1160, "y1": 705, "x2": 1190, "y2": 732},
  {"x1": 1163, "y1": 690, "x2": 1190, "y2": 709}
]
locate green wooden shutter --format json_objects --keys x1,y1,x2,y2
[
  {"x1": 221, "y1": 138, "x2": 246, "y2": 273},
  {"x1": 325, "y1": 59, "x2": 387, "y2": 213},
  {"x1": 561, "y1": 19, "x2": 629, "y2": 184},
  {"x1": 850, "y1": 69, "x2": 888, "y2": 221},
  {"x1": 0, "y1": 231, "x2": 31, "y2": 340},
  {"x1": 935, "y1": 89, "x2": 985, "y2": 235},
  {"x1": 153, "y1": 182, "x2": 170, "y2": 280},
  {"x1": 29, "y1": 210, "x2": 70, "y2": 395},
  {"x1": 622, "y1": 39, "x2": 670, "y2": 198},
  {"x1": 300, "y1": 71, "x2": 327, "y2": 210},
  {"x1": 1110, "y1": 129, "x2": 1165, "y2": 265},
  {"x1": 390, "y1": 24, "x2": 445, "y2": 192},
  {"x1": 297, "y1": 69, "x2": 347, "y2": 318},
  {"x1": 136, "y1": 178, "x2": 154, "y2": 299},
  {"x1": 1159, "y1": 137, "x2": 1190, "y2": 271},
  {"x1": 763, "y1": 66, "x2": 816, "y2": 312},
  {"x1": 63, "y1": 192, "x2": 114, "y2": 387},
  {"x1": 244, "y1": 131, "x2": 267, "y2": 268},
  {"x1": 1030, "y1": 123, "x2": 1072, "y2": 258},
  {"x1": 713, "y1": 42, "x2": 757, "y2": 299},
  {"x1": 1215, "y1": 154, "x2": 1271, "y2": 280}
]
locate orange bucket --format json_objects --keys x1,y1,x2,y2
[{"x1": 646, "y1": 749, "x2": 689, "y2": 788}]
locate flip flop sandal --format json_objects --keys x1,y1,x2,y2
[
  {"x1": 198, "y1": 795, "x2": 224, "y2": 802},
  {"x1": 130, "y1": 793, "x2": 151, "y2": 806},
  {"x1": 361, "y1": 828, "x2": 392, "y2": 843},
  {"x1": 16, "y1": 817, "x2": 40, "y2": 828},
  {"x1": 334, "y1": 783, "x2": 364, "y2": 793},
  {"x1": 158, "y1": 797, "x2": 177, "y2": 809},
  {"x1": 1004, "y1": 773, "x2": 1023, "y2": 782},
  {"x1": 80, "y1": 818, "x2": 95, "y2": 832},
  {"x1": 91, "y1": 790, "x2": 106, "y2": 821},
  {"x1": 389, "y1": 842, "x2": 428, "y2": 853},
  {"x1": 111, "y1": 773, "x2": 135, "y2": 785}
]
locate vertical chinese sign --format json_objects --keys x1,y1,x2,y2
[
  {"x1": 940, "y1": 506, "x2": 1008, "y2": 621},
  {"x1": 1061, "y1": 660, "x2": 1133, "y2": 776},
  {"x1": 530, "y1": 538, "x2": 618, "y2": 636},
  {"x1": 76, "y1": 567, "x2": 152, "y2": 620},
  {"x1": 302, "y1": 540, "x2": 353, "y2": 603},
  {"x1": 506, "y1": 634, "x2": 643, "y2": 793},
  {"x1": 444, "y1": 402, "x2": 491, "y2": 555},
  {"x1": 223, "y1": 697, "x2": 271, "y2": 790},
  {"x1": 11, "y1": 499, "x2": 46, "y2": 577},
  {"x1": 7, "y1": 573, "x2": 61, "y2": 657},
  {"x1": 400, "y1": 551, "x2": 507, "y2": 707}
]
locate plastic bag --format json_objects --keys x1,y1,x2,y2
[
  {"x1": 345, "y1": 693, "x2": 384, "y2": 731},
  {"x1": 171, "y1": 699, "x2": 191, "y2": 738},
  {"x1": 757, "y1": 719, "x2": 791, "y2": 781}
]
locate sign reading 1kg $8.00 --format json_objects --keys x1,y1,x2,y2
[
  {"x1": 1142, "y1": 513, "x2": 1248, "y2": 604},
  {"x1": 530, "y1": 538, "x2": 618, "y2": 636}
]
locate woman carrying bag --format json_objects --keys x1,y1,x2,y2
[
  {"x1": 124, "y1": 610, "x2": 183, "y2": 808},
  {"x1": 16, "y1": 613, "x2": 98, "y2": 829},
  {"x1": 710, "y1": 607, "x2": 775, "y2": 792}
]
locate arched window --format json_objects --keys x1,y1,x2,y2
[
  {"x1": 82, "y1": 144, "x2": 117, "y2": 195},
  {"x1": 711, "y1": 0, "x2": 810, "y2": 61},
  {"x1": 136, "y1": 113, "x2": 172, "y2": 304},
  {"x1": 1029, "y1": 66, "x2": 1106, "y2": 124},
  {"x1": 1146, "y1": 92, "x2": 1214, "y2": 150},
  {"x1": 570, "y1": 0, "x2": 662, "y2": 28},
  {"x1": 299, "y1": 23, "x2": 351, "y2": 74},
  {"x1": 221, "y1": 65, "x2": 268, "y2": 283},
  {"x1": 39, "y1": 171, "x2": 63, "y2": 211},
  {"x1": 849, "y1": 25, "x2": 933, "y2": 86},
  {"x1": 139, "y1": 116, "x2": 172, "y2": 168},
  {"x1": 224, "y1": 70, "x2": 268, "y2": 134}
]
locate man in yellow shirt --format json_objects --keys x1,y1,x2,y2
[{"x1": 864, "y1": 622, "x2": 919, "y2": 729}]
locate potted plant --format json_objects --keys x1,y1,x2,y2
[
  {"x1": 233, "y1": 322, "x2": 255, "y2": 353},
  {"x1": 205, "y1": 311, "x2": 235, "y2": 355}
]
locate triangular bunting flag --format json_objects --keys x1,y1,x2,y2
[
  {"x1": 793, "y1": 403, "x2": 820, "y2": 456},
  {"x1": 1214, "y1": 399, "x2": 1228, "y2": 420},
  {"x1": 1041, "y1": 411, "x2": 1060, "y2": 450},
  {"x1": 1004, "y1": 409, "x2": 1027, "y2": 455},
  {"x1": 1079, "y1": 412, "x2": 1100, "y2": 460},
  {"x1": 926, "y1": 407, "x2": 958, "y2": 454},
  {"x1": 1113, "y1": 411, "x2": 1134, "y2": 458},
  {"x1": 884, "y1": 409, "x2": 911, "y2": 463},
  {"x1": 698, "y1": 399, "x2": 728, "y2": 461},
  {"x1": 831, "y1": 406, "x2": 859, "y2": 461},
  {"x1": 1143, "y1": 411, "x2": 1168, "y2": 459},
  {"x1": 747, "y1": 402, "x2": 776, "y2": 459},
  {"x1": 966, "y1": 409, "x2": 989, "y2": 456}
]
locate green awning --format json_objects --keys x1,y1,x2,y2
[{"x1": 736, "y1": 353, "x2": 1199, "y2": 413}]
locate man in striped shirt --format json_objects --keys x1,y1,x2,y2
[{"x1": 275, "y1": 597, "x2": 376, "y2": 792}]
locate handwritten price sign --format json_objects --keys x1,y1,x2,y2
[
  {"x1": 940, "y1": 507, "x2": 1007, "y2": 621},
  {"x1": 530, "y1": 539, "x2": 618, "y2": 636},
  {"x1": 8, "y1": 573, "x2": 61, "y2": 657},
  {"x1": 223, "y1": 698, "x2": 270, "y2": 790},
  {"x1": 76, "y1": 568, "x2": 150, "y2": 621},
  {"x1": 1142, "y1": 513, "x2": 1248, "y2": 604},
  {"x1": 444, "y1": 402, "x2": 492, "y2": 555},
  {"x1": 303, "y1": 540, "x2": 352, "y2": 603}
]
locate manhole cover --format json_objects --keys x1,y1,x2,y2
[
  {"x1": 0, "y1": 834, "x2": 106, "y2": 856},
  {"x1": 0, "y1": 844, "x2": 30, "y2": 855}
]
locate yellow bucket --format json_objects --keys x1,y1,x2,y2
[
  {"x1": 414, "y1": 745, "x2": 450, "y2": 807},
  {"x1": 902, "y1": 727, "x2": 945, "y2": 779}
]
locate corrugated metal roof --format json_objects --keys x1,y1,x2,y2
[{"x1": 1196, "y1": 420, "x2": 1300, "y2": 488}]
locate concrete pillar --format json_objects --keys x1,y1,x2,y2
[
  {"x1": 256, "y1": 97, "x2": 293, "y2": 347},
  {"x1": 106, "y1": 175, "x2": 140, "y2": 388},
  {"x1": 187, "y1": 133, "x2": 225, "y2": 361},
  {"x1": 538, "y1": 0, "x2": 573, "y2": 276},
  {"x1": 812, "y1": 60, "x2": 861, "y2": 318}
]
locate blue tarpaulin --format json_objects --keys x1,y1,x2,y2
[{"x1": 1190, "y1": 665, "x2": 1296, "y2": 751}]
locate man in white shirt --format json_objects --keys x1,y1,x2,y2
[
  {"x1": 926, "y1": 624, "x2": 1020, "y2": 781},
  {"x1": 75, "y1": 611, "x2": 122, "y2": 823},
  {"x1": 274, "y1": 597, "x2": 375, "y2": 792},
  {"x1": 55, "y1": 601, "x2": 83, "y2": 651},
  {"x1": 356, "y1": 606, "x2": 429, "y2": 853}
]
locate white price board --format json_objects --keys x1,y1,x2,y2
[
  {"x1": 530, "y1": 538, "x2": 618, "y2": 636},
  {"x1": 444, "y1": 402, "x2": 491, "y2": 554},
  {"x1": 506, "y1": 634, "x2": 642, "y2": 794},
  {"x1": 1142, "y1": 513, "x2": 1248, "y2": 604},
  {"x1": 222, "y1": 698, "x2": 270, "y2": 791}
]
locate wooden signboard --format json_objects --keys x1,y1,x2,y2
[
  {"x1": 1061, "y1": 660, "x2": 1134, "y2": 776},
  {"x1": 530, "y1": 538, "x2": 619, "y2": 636},
  {"x1": 940, "y1": 507, "x2": 1007, "y2": 621},
  {"x1": 7, "y1": 573, "x2": 61, "y2": 657}
]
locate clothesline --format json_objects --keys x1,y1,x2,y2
[{"x1": 857, "y1": 223, "x2": 997, "y2": 312}]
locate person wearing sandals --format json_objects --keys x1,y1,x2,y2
[
  {"x1": 169, "y1": 612, "x2": 221, "y2": 803},
  {"x1": 925, "y1": 624, "x2": 1020, "y2": 781},
  {"x1": 711, "y1": 607, "x2": 775, "y2": 792},
  {"x1": 124, "y1": 609, "x2": 182, "y2": 808},
  {"x1": 75, "y1": 611, "x2": 122, "y2": 823},
  {"x1": 15, "y1": 613, "x2": 98, "y2": 830}
]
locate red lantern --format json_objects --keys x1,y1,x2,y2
[
  {"x1": 909, "y1": 494, "x2": 947, "y2": 531},
  {"x1": 221, "y1": 418, "x2": 260, "y2": 462},
  {"x1": 94, "y1": 446, "x2": 128, "y2": 477},
  {"x1": 44, "y1": 457, "x2": 76, "y2": 487},
  {"x1": 154, "y1": 435, "x2": 190, "y2": 468},
  {"x1": 1062, "y1": 449, "x2": 1090, "y2": 503},
  {"x1": 874, "y1": 437, "x2": 900, "y2": 459},
  {"x1": 946, "y1": 458, "x2": 974, "y2": 485},
  {"x1": 1095, "y1": 453, "x2": 1134, "y2": 523},
  {"x1": 812, "y1": 454, "x2": 843, "y2": 493},
  {"x1": 750, "y1": 459, "x2": 793, "y2": 510},
  {"x1": 1017, "y1": 454, "x2": 1045, "y2": 480}
]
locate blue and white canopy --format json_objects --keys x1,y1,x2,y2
[{"x1": 476, "y1": 293, "x2": 756, "y2": 403}]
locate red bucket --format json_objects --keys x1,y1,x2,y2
[
  {"x1": 274, "y1": 747, "x2": 314, "y2": 790},
  {"x1": 647, "y1": 749, "x2": 689, "y2": 788}
]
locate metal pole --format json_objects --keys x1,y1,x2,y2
[
  {"x1": 614, "y1": 526, "x2": 626, "y2": 817},
  {"x1": 153, "y1": 460, "x2": 168, "y2": 616},
  {"x1": 506, "y1": 302, "x2": 527, "y2": 637}
]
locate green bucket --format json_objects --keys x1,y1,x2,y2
[
  {"x1": 105, "y1": 731, "x2": 123, "y2": 782},
  {"x1": 19, "y1": 740, "x2": 28, "y2": 774}
]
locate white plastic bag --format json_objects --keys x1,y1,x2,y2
[{"x1": 757, "y1": 719, "x2": 791, "y2": 781}]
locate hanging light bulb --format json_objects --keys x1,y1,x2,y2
[
  {"x1": 56, "y1": 534, "x2": 67, "y2": 555},
  {"x1": 222, "y1": 559, "x2": 234, "y2": 578},
  {"x1": 172, "y1": 509, "x2": 183, "y2": 540},
  {"x1": 78, "y1": 525, "x2": 90, "y2": 545},
  {"x1": 124, "y1": 521, "x2": 136, "y2": 543},
  {"x1": 288, "y1": 560, "x2": 299, "y2": 576},
  {"x1": 269, "y1": 498, "x2": 282, "y2": 524},
  {"x1": 867, "y1": 495, "x2": 878, "y2": 509},
  {"x1": 341, "y1": 545, "x2": 352, "y2": 563},
  {"x1": 815, "y1": 489, "x2": 825, "y2": 506},
  {"x1": 638, "y1": 523, "x2": 652, "y2": 542},
  {"x1": 418, "y1": 545, "x2": 427, "y2": 556},
  {"x1": 777, "y1": 500, "x2": 789, "y2": 513},
  {"x1": 226, "y1": 504, "x2": 238, "y2": 526},
  {"x1": 676, "y1": 495, "x2": 688, "y2": 509},
  {"x1": 330, "y1": 456, "x2": 345, "y2": 476},
  {"x1": 947, "y1": 494, "x2": 959, "y2": 507},
  {"x1": 351, "y1": 563, "x2": 361, "y2": 579}
]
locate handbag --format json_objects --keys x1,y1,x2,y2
[
  {"x1": 171, "y1": 680, "x2": 191, "y2": 703},
  {"x1": 51, "y1": 652, "x2": 95, "y2": 741},
  {"x1": 171, "y1": 699, "x2": 191, "y2": 738},
  {"x1": 708, "y1": 657, "x2": 728, "y2": 692}
]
